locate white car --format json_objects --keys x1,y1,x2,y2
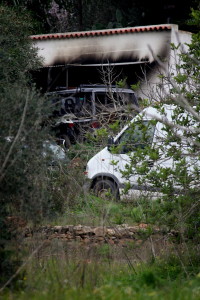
[{"x1": 84, "y1": 105, "x2": 198, "y2": 200}]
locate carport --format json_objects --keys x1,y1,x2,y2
[{"x1": 31, "y1": 24, "x2": 191, "y2": 98}]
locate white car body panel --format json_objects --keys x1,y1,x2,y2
[{"x1": 85, "y1": 105, "x2": 199, "y2": 199}]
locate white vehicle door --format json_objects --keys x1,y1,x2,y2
[
  {"x1": 109, "y1": 120, "x2": 157, "y2": 189},
  {"x1": 154, "y1": 121, "x2": 174, "y2": 169}
]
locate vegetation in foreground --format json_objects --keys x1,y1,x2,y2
[
  {"x1": 0, "y1": 3, "x2": 200, "y2": 300},
  {"x1": 1, "y1": 249, "x2": 200, "y2": 300}
]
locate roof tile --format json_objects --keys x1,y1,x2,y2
[{"x1": 30, "y1": 24, "x2": 172, "y2": 40}]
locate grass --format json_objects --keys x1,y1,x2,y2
[
  {"x1": 2, "y1": 184, "x2": 198, "y2": 300},
  {"x1": 47, "y1": 194, "x2": 160, "y2": 227},
  {"x1": 1, "y1": 223, "x2": 200, "y2": 300},
  {"x1": 1, "y1": 252, "x2": 200, "y2": 300},
  {"x1": 1, "y1": 161, "x2": 199, "y2": 300}
]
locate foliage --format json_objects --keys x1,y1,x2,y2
[
  {"x1": 46, "y1": 0, "x2": 69, "y2": 33},
  {"x1": 0, "y1": 5, "x2": 56, "y2": 286},
  {"x1": 1, "y1": 250, "x2": 200, "y2": 299},
  {"x1": 2, "y1": 0, "x2": 199, "y2": 33},
  {"x1": 0, "y1": 6, "x2": 41, "y2": 83},
  {"x1": 1, "y1": 0, "x2": 52, "y2": 33},
  {"x1": 114, "y1": 10, "x2": 200, "y2": 242},
  {"x1": 0, "y1": 1, "x2": 200, "y2": 295}
]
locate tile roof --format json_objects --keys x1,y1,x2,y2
[{"x1": 31, "y1": 24, "x2": 172, "y2": 40}]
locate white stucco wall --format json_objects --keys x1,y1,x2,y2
[
  {"x1": 31, "y1": 25, "x2": 193, "y2": 102},
  {"x1": 33, "y1": 31, "x2": 171, "y2": 67},
  {"x1": 137, "y1": 25, "x2": 192, "y2": 102}
]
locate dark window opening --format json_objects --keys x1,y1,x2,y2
[{"x1": 117, "y1": 121, "x2": 156, "y2": 154}]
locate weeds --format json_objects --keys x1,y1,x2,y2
[{"x1": 2, "y1": 249, "x2": 200, "y2": 300}]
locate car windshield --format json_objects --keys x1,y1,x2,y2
[{"x1": 116, "y1": 121, "x2": 156, "y2": 154}]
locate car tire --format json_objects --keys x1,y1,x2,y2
[{"x1": 93, "y1": 179, "x2": 119, "y2": 200}]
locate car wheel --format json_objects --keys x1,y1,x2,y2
[{"x1": 93, "y1": 179, "x2": 119, "y2": 200}]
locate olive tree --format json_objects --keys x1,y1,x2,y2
[
  {"x1": 116, "y1": 9, "x2": 200, "y2": 242},
  {"x1": 0, "y1": 5, "x2": 55, "y2": 286}
]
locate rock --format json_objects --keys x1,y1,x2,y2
[
  {"x1": 94, "y1": 227, "x2": 107, "y2": 237},
  {"x1": 107, "y1": 228, "x2": 115, "y2": 236},
  {"x1": 23, "y1": 224, "x2": 163, "y2": 246},
  {"x1": 128, "y1": 226, "x2": 141, "y2": 233},
  {"x1": 97, "y1": 237, "x2": 105, "y2": 242},
  {"x1": 108, "y1": 239, "x2": 115, "y2": 245},
  {"x1": 66, "y1": 233, "x2": 73, "y2": 239},
  {"x1": 53, "y1": 226, "x2": 62, "y2": 232},
  {"x1": 138, "y1": 223, "x2": 148, "y2": 229},
  {"x1": 116, "y1": 224, "x2": 129, "y2": 228},
  {"x1": 61, "y1": 226, "x2": 70, "y2": 233},
  {"x1": 74, "y1": 225, "x2": 93, "y2": 235}
]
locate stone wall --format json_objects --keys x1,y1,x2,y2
[{"x1": 25, "y1": 224, "x2": 173, "y2": 246}]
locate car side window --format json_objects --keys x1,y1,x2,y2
[
  {"x1": 95, "y1": 92, "x2": 114, "y2": 113},
  {"x1": 117, "y1": 121, "x2": 156, "y2": 154},
  {"x1": 80, "y1": 93, "x2": 93, "y2": 116},
  {"x1": 112, "y1": 92, "x2": 135, "y2": 106}
]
